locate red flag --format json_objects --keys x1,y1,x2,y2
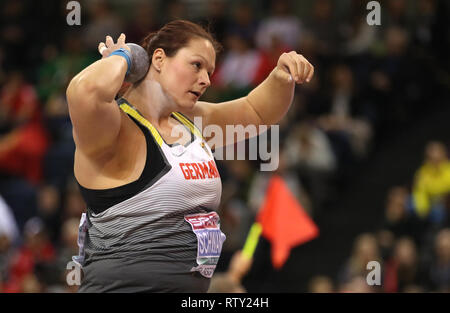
[{"x1": 257, "y1": 175, "x2": 319, "y2": 269}]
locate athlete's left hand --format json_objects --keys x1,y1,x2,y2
[{"x1": 273, "y1": 51, "x2": 314, "y2": 84}]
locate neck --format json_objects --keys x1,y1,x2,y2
[{"x1": 122, "y1": 73, "x2": 175, "y2": 127}]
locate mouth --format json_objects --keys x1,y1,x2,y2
[{"x1": 189, "y1": 91, "x2": 201, "y2": 98}]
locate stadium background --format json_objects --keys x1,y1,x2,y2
[{"x1": 0, "y1": 0, "x2": 449, "y2": 293}]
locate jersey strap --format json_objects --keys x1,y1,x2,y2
[
  {"x1": 117, "y1": 99, "x2": 164, "y2": 147},
  {"x1": 172, "y1": 112, "x2": 204, "y2": 141}
]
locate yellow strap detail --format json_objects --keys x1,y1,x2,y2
[
  {"x1": 172, "y1": 112, "x2": 203, "y2": 140},
  {"x1": 119, "y1": 103, "x2": 164, "y2": 146}
]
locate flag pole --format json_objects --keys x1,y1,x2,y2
[{"x1": 241, "y1": 222, "x2": 262, "y2": 259}]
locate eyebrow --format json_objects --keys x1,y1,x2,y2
[{"x1": 193, "y1": 54, "x2": 215, "y2": 73}]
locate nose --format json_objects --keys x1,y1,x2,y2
[{"x1": 199, "y1": 70, "x2": 211, "y2": 88}]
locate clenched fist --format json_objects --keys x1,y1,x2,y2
[{"x1": 274, "y1": 51, "x2": 314, "y2": 84}]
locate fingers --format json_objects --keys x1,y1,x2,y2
[
  {"x1": 284, "y1": 52, "x2": 314, "y2": 84},
  {"x1": 297, "y1": 54, "x2": 314, "y2": 83},
  {"x1": 117, "y1": 33, "x2": 126, "y2": 45},
  {"x1": 306, "y1": 62, "x2": 314, "y2": 83},
  {"x1": 105, "y1": 35, "x2": 114, "y2": 47},
  {"x1": 285, "y1": 53, "x2": 299, "y2": 82},
  {"x1": 285, "y1": 51, "x2": 302, "y2": 83},
  {"x1": 98, "y1": 42, "x2": 107, "y2": 56},
  {"x1": 297, "y1": 55, "x2": 305, "y2": 83},
  {"x1": 275, "y1": 67, "x2": 294, "y2": 83},
  {"x1": 98, "y1": 33, "x2": 129, "y2": 58}
]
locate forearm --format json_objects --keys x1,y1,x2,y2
[
  {"x1": 246, "y1": 68, "x2": 295, "y2": 125},
  {"x1": 67, "y1": 56, "x2": 127, "y2": 104}
]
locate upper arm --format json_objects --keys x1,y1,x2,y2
[
  {"x1": 186, "y1": 98, "x2": 264, "y2": 148},
  {"x1": 66, "y1": 77, "x2": 122, "y2": 156}
]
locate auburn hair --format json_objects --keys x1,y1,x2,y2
[{"x1": 141, "y1": 20, "x2": 222, "y2": 62}]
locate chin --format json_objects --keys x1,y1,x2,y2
[{"x1": 179, "y1": 99, "x2": 197, "y2": 110}]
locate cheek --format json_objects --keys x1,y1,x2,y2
[{"x1": 165, "y1": 63, "x2": 195, "y2": 93}]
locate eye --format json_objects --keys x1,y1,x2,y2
[{"x1": 193, "y1": 62, "x2": 201, "y2": 70}]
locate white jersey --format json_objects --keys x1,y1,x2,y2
[{"x1": 74, "y1": 98, "x2": 225, "y2": 284}]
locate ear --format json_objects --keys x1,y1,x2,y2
[{"x1": 152, "y1": 48, "x2": 165, "y2": 73}]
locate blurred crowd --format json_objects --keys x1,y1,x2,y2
[
  {"x1": 0, "y1": 0, "x2": 449, "y2": 292},
  {"x1": 308, "y1": 141, "x2": 450, "y2": 293}
]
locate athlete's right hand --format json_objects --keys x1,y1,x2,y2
[{"x1": 98, "y1": 33, "x2": 131, "y2": 59}]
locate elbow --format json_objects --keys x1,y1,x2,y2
[
  {"x1": 67, "y1": 74, "x2": 97, "y2": 95},
  {"x1": 66, "y1": 74, "x2": 99, "y2": 105}
]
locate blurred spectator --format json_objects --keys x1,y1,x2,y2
[
  {"x1": 160, "y1": 0, "x2": 188, "y2": 25},
  {"x1": 283, "y1": 122, "x2": 336, "y2": 215},
  {"x1": 428, "y1": 228, "x2": 450, "y2": 292},
  {"x1": 35, "y1": 44, "x2": 59, "y2": 103},
  {"x1": 37, "y1": 32, "x2": 95, "y2": 104},
  {"x1": 197, "y1": 0, "x2": 229, "y2": 45},
  {"x1": 316, "y1": 64, "x2": 373, "y2": 161},
  {"x1": 124, "y1": 1, "x2": 158, "y2": 45},
  {"x1": 252, "y1": 30, "x2": 292, "y2": 87},
  {"x1": 2, "y1": 217, "x2": 56, "y2": 292},
  {"x1": 255, "y1": 0, "x2": 302, "y2": 51},
  {"x1": 338, "y1": 233, "x2": 382, "y2": 286},
  {"x1": 285, "y1": 121, "x2": 337, "y2": 173},
  {"x1": 383, "y1": 237, "x2": 427, "y2": 292},
  {"x1": 338, "y1": 275, "x2": 377, "y2": 293},
  {"x1": 308, "y1": 275, "x2": 335, "y2": 293},
  {"x1": 252, "y1": 43, "x2": 291, "y2": 88},
  {"x1": 37, "y1": 35, "x2": 81, "y2": 188},
  {"x1": 377, "y1": 186, "x2": 429, "y2": 251},
  {"x1": 367, "y1": 25, "x2": 432, "y2": 139},
  {"x1": 226, "y1": 3, "x2": 258, "y2": 48},
  {"x1": 57, "y1": 218, "x2": 79, "y2": 266},
  {"x1": 20, "y1": 273, "x2": 43, "y2": 293},
  {"x1": 412, "y1": 0, "x2": 438, "y2": 50},
  {"x1": 402, "y1": 284, "x2": 426, "y2": 293},
  {"x1": 37, "y1": 184, "x2": 62, "y2": 243},
  {"x1": 382, "y1": 0, "x2": 411, "y2": 29},
  {"x1": 212, "y1": 31, "x2": 263, "y2": 93},
  {"x1": 0, "y1": 231, "x2": 14, "y2": 291},
  {"x1": 0, "y1": 194, "x2": 20, "y2": 245},
  {"x1": 82, "y1": 0, "x2": 124, "y2": 50},
  {"x1": 342, "y1": 2, "x2": 379, "y2": 56},
  {"x1": 412, "y1": 141, "x2": 450, "y2": 223},
  {"x1": 302, "y1": 0, "x2": 341, "y2": 57},
  {"x1": 0, "y1": 0, "x2": 30, "y2": 71},
  {"x1": 0, "y1": 71, "x2": 49, "y2": 184},
  {"x1": 47, "y1": 217, "x2": 81, "y2": 293}
]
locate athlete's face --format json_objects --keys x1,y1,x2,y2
[{"x1": 159, "y1": 38, "x2": 216, "y2": 110}]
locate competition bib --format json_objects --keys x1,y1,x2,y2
[
  {"x1": 184, "y1": 212, "x2": 226, "y2": 278},
  {"x1": 72, "y1": 212, "x2": 87, "y2": 267}
]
